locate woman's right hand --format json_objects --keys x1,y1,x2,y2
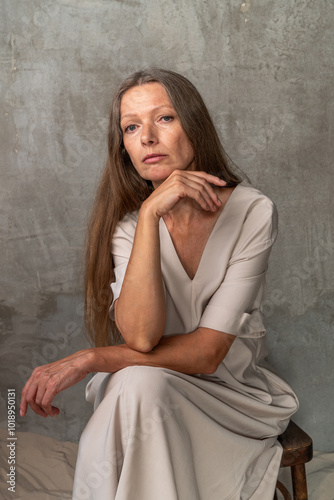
[
  {"x1": 20, "y1": 349, "x2": 94, "y2": 418},
  {"x1": 142, "y1": 170, "x2": 226, "y2": 221}
]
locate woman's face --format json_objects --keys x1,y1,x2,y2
[{"x1": 120, "y1": 82, "x2": 195, "y2": 188}]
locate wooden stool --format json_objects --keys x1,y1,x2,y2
[{"x1": 274, "y1": 420, "x2": 313, "y2": 500}]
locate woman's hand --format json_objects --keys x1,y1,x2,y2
[
  {"x1": 143, "y1": 170, "x2": 226, "y2": 221},
  {"x1": 20, "y1": 350, "x2": 94, "y2": 418}
]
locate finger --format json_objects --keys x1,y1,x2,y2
[
  {"x1": 183, "y1": 183, "x2": 217, "y2": 211},
  {"x1": 28, "y1": 400, "x2": 49, "y2": 418},
  {"x1": 41, "y1": 402, "x2": 60, "y2": 417},
  {"x1": 20, "y1": 396, "x2": 28, "y2": 417},
  {"x1": 173, "y1": 170, "x2": 224, "y2": 202},
  {"x1": 26, "y1": 382, "x2": 59, "y2": 418},
  {"x1": 38, "y1": 400, "x2": 60, "y2": 417},
  {"x1": 22, "y1": 366, "x2": 53, "y2": 417},
  {"x1": 186, "y1": 171, "x2": 226, "y2": 187},
  {"x1": 50, "y1": 405, "x2": 60, "y2": 417},
  {"x1": 22, "y1": 383, "x2": 60, "y2": 418},
  {"x1": 20, "y1": 376, "x2": 35, "y2": 417},
  {"x1": 21, "y1": 382, "x2": 48, "y2": 417},
  {"x1": 184, "y1": 170, "x2": 225, "y2": 185},
  {"x1": 192, "y1": 176, "x2": 223, "y2": 209},
  {"x1": 174, "y1": 174, "x2": 222, "y2": 211},
  {"x1": 39, "y1": 383, "x2": 60, "y2": 417},
  {"x1": 34, "y1": 374, "x2": 59, "y2": 417}
]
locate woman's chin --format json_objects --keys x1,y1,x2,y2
[{"x1": 144, "y1": 169, "x2": 173, "y2": 187}]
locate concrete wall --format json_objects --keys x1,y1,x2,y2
[{"x1": 1, "y1": 1, "x2": 333, "y2": 451}]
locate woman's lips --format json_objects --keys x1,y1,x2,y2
[{"x1": 143, "y1": 154, "x2": 168, "y2": 163}]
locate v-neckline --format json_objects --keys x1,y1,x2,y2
[{"x1": 160, "y1": 184, "x2": 240, "y2": 282}]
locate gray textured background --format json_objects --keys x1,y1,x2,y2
[{"x1": 1, "y1": 1, "x2": 333, "y2": 451}]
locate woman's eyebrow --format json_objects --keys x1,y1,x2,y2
[{"x1": 120, "y1": 105, "x2": 175, "y2": 121}]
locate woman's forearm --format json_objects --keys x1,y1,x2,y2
[
  {"x1": 20, "y1": 327, "x2": 234, "y2": 418},
  {"x1": 89, "y1": 328, "x2": 235, "y2": 376},
  {"x1": 115, "y1": 205, "x2": 166, "y2": 352}
]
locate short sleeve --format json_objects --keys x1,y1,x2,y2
[
  {"x1": 109, "y1": 212, "x2": 138, "y2": 318},
  {"x1": 199, "y1": 197, "x2": 278, "y2": 337}
]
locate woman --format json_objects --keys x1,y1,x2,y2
[{"x1": 21, "y1": 68, "x2": 298, "y2": 499}]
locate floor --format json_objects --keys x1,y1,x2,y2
[
  {"x1": 277, "y1": 451, "x2": 334, "y2": 499},
  {"x1": 1, "y1": 427, "x2": 333, "y2": 499}
]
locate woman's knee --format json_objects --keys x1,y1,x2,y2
[{"x1": 102, "y1": 366, "x2": 180, "y2": 427}]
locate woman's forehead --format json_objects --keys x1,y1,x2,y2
[{"x1": 120, "y1": 83, "x2": 174, "y2": 117}]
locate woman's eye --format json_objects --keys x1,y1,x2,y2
[
  {"x1": 125, "y1": 124, "x2": 137, "y2": 133},
  {"x1": 160, "y1": 116, "x2": 173, "y2": 123}
]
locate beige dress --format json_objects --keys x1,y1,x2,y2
[{"x1": 72, "y1": 181, "x2": 298, "y2": 500}]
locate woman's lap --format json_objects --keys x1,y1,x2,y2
[{"x1": 72, "y1": 366, "x2": 283, "y2": 500}]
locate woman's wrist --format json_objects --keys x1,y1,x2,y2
[
  {"x1": 85, "y1": 346, "x2": 126, "y2": 374},
  {"x1": 78, "y1": 348, "x2": 102, "y2": 374},
  {"x1": 139, "y1": 199, "x2": 161, "y2": 225}
]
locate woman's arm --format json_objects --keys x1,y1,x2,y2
[
  {"x1": 114, "y1": 206, "x2": 166, "y2": 353},
  {"x1": 94, "y1": 327, "x2": 235, "y2": 375},
  {"x1": 114, "y1": 170, "x2": 225, "y2": 352},
  {"x1": 20, "y1": 327, "x2": 235, "y2": 418}
]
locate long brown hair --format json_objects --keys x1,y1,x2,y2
[{"x1": 85, "y1": 68, "x2": 241, "y2": 347}]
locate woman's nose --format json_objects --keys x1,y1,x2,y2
[{"x1": 141, "y1": 123, "x2": 158, "y2": 145}]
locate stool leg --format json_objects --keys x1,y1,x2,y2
[
  {"x1": 291, "y1": 463, "x2": 308, "y2": 500},
  {"x1": 276, "y1": 480, "x2": 293, "y2": 500}
]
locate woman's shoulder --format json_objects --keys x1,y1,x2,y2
[
  {"x1": 224, "y1": 181, "x2": 278, "y2": 241},
  {"x1": 234, "y1": 180, "x2": 275, "y2": 206},
  {"x1": 231, "y1": 180, "x2": 277, "y2": 219}
]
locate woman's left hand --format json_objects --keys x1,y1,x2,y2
[{"x1": 20, "y1": 349, "x2": 94, "y2": 418}]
